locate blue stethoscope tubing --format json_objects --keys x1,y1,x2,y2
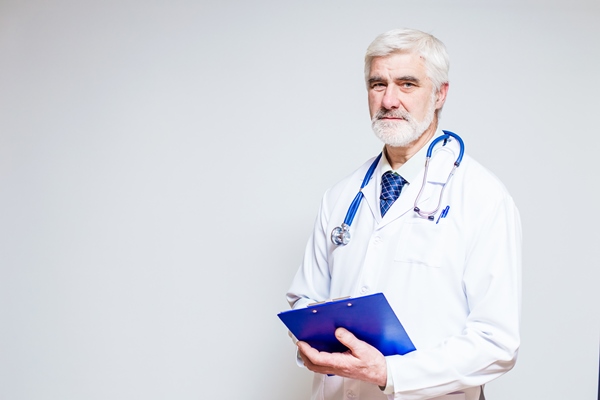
[
  {"x1": 330, "y1": 153, "x2": 382, "y2": 245},
  {"x1": 331, "y1": 130, "x2": 464, "y2": 246}
]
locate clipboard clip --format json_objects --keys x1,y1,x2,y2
[{"x1": 308, "y1": 296, "x2": 351, "y2": 307}]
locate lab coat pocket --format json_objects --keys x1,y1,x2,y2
[{"x1": 393, "y1": 218, "x2": 448, "y2": 268}]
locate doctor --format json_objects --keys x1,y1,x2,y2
[{"x1": 286, "y1": 28, "x2": 522, "y2": 400}]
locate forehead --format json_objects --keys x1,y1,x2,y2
[{"x1": 369, "y1": 52, "x2": 428, "y2": 80}]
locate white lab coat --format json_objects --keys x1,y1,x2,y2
[{"x1": 287, "y1": 136, "x2": 522, "y2": 400}]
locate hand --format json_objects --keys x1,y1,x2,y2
[{"x1": 297, "y1": 327, "x2": 387, "y2": 387}]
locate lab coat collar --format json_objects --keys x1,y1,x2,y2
[
  {"x1": 378, "y1": 137, "x2": 431, "y2": 185},
  {"x1": 361, "y1": 129, "x2": 459, "y2": 226}
]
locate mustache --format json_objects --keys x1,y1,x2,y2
[{"x1": 372, "y1": 108, "x2": 412, "y2": 121}]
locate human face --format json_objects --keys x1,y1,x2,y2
[{"x1": 368, "y1": 52, "x2": 446, "y2": 147}]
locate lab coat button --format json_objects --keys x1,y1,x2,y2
[
  {"x1": 373, "y1": 236, "x2": 382, "y2": 244},
  {"x1": 346, "y1": 389, "x2": 356, "y2": 398},
  {"x1": 360, "y1": 286, "x2": 368, "y2": 294}
]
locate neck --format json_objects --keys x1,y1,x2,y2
[{"x1": 385, "y1": 120, "x2": 438, "y2": 170}]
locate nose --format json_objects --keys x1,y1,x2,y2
[{"x1": 381, "y1": 85, "x2": 400, "y2": 110}]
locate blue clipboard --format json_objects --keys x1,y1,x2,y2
[{"x1": 278, "y1": 293, "x2": 415, "y2": 356}]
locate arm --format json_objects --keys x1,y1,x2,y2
[{"x1": 286, "y1": 191, "x2": 334, "y2": 309}]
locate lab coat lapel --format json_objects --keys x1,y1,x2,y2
[
  {"x1": 362, "y1": 170, "x2": 382, "y2": 224},
  {"x1": 361, "y1": 157, "x2": 431, "y2": 227},
  {"x1": 361, "y1": 166, "x2": 430, "y2": 228},
  {"x1": 379, "y1": 144, "x2": 459, "y2": 227}
]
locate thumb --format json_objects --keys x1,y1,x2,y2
[{"x1": 335, "y1": 327, "x2": 363, "y2": 352}]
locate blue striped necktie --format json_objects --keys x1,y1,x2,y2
[{"x1": 380, "y1": 171, "x2": 406, "y2": 217}]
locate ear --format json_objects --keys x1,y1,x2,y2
[{"x1": 435, "y1": 82, "x2": 449, "y2": 110}]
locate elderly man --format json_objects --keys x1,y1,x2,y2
[{"x1": 286, "y1": 28, "x2": 522, "y2": 400}]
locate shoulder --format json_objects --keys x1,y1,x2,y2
[
  {"x1": 458, "y1": 154, "x2": 518, "y2": 211},
  {"x1": 322, "y1": 155, "x2": 380, "y2": 205},
  {"x1": 461, "y1": 155, "x2": 510, "y2": 192}
]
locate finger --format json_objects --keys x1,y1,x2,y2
[
  {"x1": 299, "y1": 352, "x2": 318, "y2": 370},
  {"x1": 297, "y1": 341, "x2": 317, "y2": 358},
  {"x1": 297, "y1": 341, "x2": 325, "y2": 365},
  {"x1": 297, "y1": 345, "x2": 311, "y2": 365},
  {"x1": 334, "y1": 327, "x2": 363, "y2": 352},
  {"x1": 297, "y1": 342, "x2": 333, "y2": 374}
]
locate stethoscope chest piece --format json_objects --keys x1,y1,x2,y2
[{"x1": 331, "y1": 223, "x2": 351, "y2": 246}]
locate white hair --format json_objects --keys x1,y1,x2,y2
[{"x1": 364, "y1": 28, "x2": 450, "y2": 91}]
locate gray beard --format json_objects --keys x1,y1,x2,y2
[{"x1": 371, "y1": 99, "x2": 436, "y2": 147}]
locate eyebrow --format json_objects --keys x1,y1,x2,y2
[
  {"x1": 368, "y1": 76, "x2": 385, "y2": 85},
  {"x1": 368, "y1": 75, "x2": 421, "y2": 85},
  {"x1": 395, "y1": 75, "x2": 420, "y2": 84}
]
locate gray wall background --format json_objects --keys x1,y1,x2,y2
[{"x1": 1, "y1": 0, "x2": 599, "y2": 399}]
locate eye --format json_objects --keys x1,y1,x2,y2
[{"x1": 370, "y1": 82, "x2": 386, "y2": 91}]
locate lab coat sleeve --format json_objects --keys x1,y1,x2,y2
[
  {"x1": 286, "y1": 189, "x2": 334, "y2": 310},
  {"x1": 385, "y1": 194, "x2": 522, "y2": 399}
]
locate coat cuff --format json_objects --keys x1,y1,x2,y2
[{"x1": 380, "y1": 357, "x2": 395, "y2": 394}]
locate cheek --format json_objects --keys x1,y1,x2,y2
[
  {"x1": 412, "y1": 97, "x2": 432, "y2": 119},
  {"x1": 368, "y1": 94, "x2": 380, "y2": 118}
]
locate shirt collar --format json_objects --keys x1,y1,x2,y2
[{"x1": 379, "y1": 130, "x2": 440, "y2": 185}]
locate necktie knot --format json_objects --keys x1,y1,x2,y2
[{"x1": 380, "y1": 171, "x2": 405, "y2": 216}]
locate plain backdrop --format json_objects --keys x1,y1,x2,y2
[{"x1": 1, "y1": 0, "x2": 599, "y2": 399}]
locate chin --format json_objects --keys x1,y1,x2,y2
[
  {"x1": 385, "y1": 140, "x2": 415, "y2": 148},
  {"x1": 373, "y1": 127, "x2": 422, "y2": 148}
]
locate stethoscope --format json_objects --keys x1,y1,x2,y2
[{"x1": 331, "y1": 130, "x2": 464, "y2": 246}]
